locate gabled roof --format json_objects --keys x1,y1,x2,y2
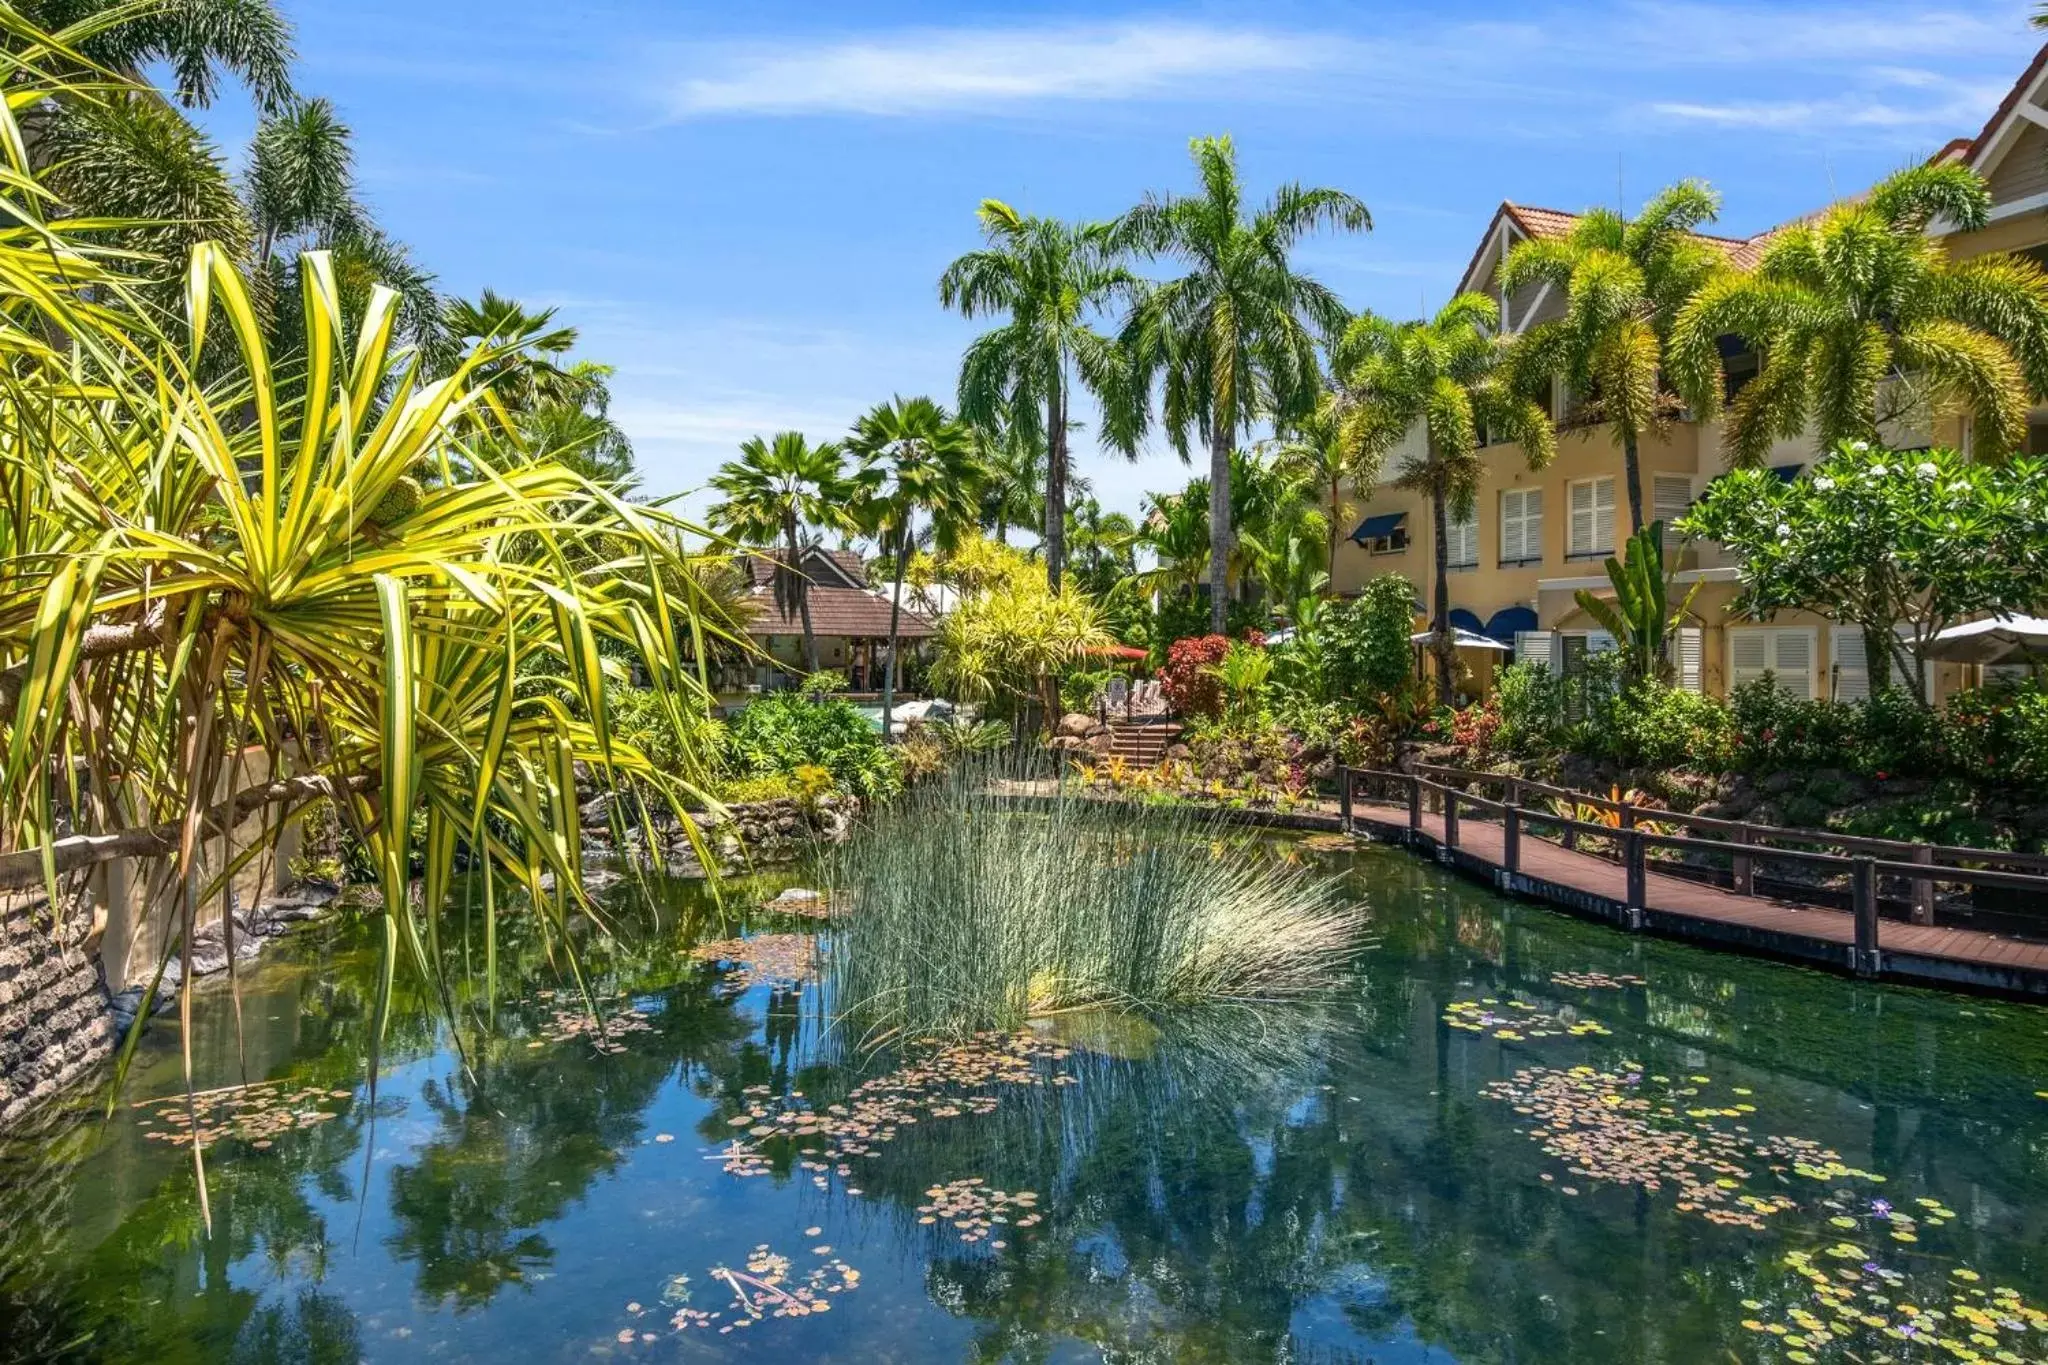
[
  {"x1": 1456, "y1": 200, "x2": 1777, "y2": 310},
  {"x1": 742, "y1": 586, "x2": 935, "y2": 640},
  {"x1": 740, "y1": 547, "x2": 868, "y2": 591},
  {"x1": 1954, "y1": 42, "x2": 2048, "y2": 182}
]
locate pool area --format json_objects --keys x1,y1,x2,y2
[{"x1": 4, "y1": 835, "x2": 2048, "y2": 1363}]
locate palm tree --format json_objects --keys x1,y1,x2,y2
[
  {"x1": 20, "y1": 0, "x2": 296, "y2": 112},
  {"x1": 1336, "y1": 296, "x2": 1557, "y2": 697},
  {"x1": 973, "y1": 415, "x2": 1044, "y2": 544},
  {"x1": 1114, "y1": 135, "x2": 1369, "y2": 633},
  {"x1": 940, "y1": 201, "x2": 1134, "y2": 592},
  {"x1": 1671, "y1": 163, "x2": 2048, "y2": 466},
  {"x1": 847, "y1": 397, "x2": 983, "y2": 736},
  {"x1": 1064, "y1": 495, "x2": 1137, "y2": 600},
  {"x1": 1273, "y1": 397, "x2": 1353, "y2": 586},
  {"x1": 1133, "y1": 484, "x2": 1213, "y2": 598},
  {"x1": 1499, "y1": 179, "x2": 1725, "y2": 533},
  {"x1": 443, "y1": 290, "x2": 586, "y2": 407},
  {"x1": 706, "y1": 432, "x2": 858, "y2": 675},
  {"x1": 247, "y1": 96, "x2": 356, "y2": 267}
]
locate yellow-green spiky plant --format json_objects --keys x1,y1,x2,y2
[{"x1": 0, "y1": 8, "x2": 738, "y2": 1228}]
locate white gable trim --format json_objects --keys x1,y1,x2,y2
[
  {"x1": 1967, "y1": 59, "x2": 2048, "y2": 189},
  {"x1": 1457, "y1": 208, "x2": 1523, "y2": 299}
]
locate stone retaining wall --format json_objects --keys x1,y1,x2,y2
[{"x1": 0, "y1": 894, "x2": 113, "y2": 1129}]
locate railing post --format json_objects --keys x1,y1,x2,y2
[
  {"x1": 1407, "y1": 776, "x2": 1422, "y2": 834},
  {"x1": 1338, "y1": 765, "x2": 1354, "y2": 831},
  {"x1": 1852, "y1": 856, "x2": 1879, "y2": 976},
  {"x1": 1911, "y1": 845, "x2": 1935, "y2": 925},
  {"x1": 1625, "y1": 828, "x2": 1646, "y2": 922},
  {"x1": 1618, "y1": 801, "x2": 1636, "y2": 832},
  {"x1": 1732, "y1": 825, "x2": 1754, "y2": 896},
  {"x1": 1504, "y1": 801, "x2": 1521, "y2": 876},
  {"x1": 1444, "y1": 788, "x2": 1460, "y2": 850}
]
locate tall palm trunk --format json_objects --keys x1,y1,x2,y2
[
  {"x1": 881, "y1": 530, "x2": 912, "y2": 742},
  {"x1": 1430, "y1": 476, "x2": 1455, "y2": 701},
  {"x1": 784, "y1": 515, "x2": 819, "y2": 675},
  {"x1": 1622, "y1": 431, "x2": 1644, "y2": 536},
  {"x1": 1327, "y1": 473, "x2": 1341, "y2": 586},
  {"x1": 1208, "y1": 416, "x2": 1233, "y2": 634},
  {"x1": 1043, "y1": 382, "x2": 1067, "y2": 592}
]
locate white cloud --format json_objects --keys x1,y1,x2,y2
[
  {"x1": 662, "y1": 22, "x2": 1333, "y2": 118},
  {"x1": 1646, "y1": 67, "x2": 2006, "y2": 134}
]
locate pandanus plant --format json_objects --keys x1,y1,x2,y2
[{"x1": 0, "y1": 18, "x2": 733, "y2": 1224}]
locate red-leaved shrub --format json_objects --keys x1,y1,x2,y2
[{"x1": 1160, "y1": 634, "x2": 1229, "y2": 719}]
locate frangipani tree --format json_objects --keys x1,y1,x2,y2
[
  {"x1": 1671, "y1": 164, "x2": 2048, "y2": 464},
  {"x1": 1679, "y1": 441, "x2": 2048, "y2": 695}
]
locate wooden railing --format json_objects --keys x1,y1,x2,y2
[{"x1": 1336, "y1": 765, "x2": 2048, "y2": 974}]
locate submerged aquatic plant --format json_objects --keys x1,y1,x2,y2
[{"x1": 824, "y1": 774, "x2": 1365, "y2": 1041}]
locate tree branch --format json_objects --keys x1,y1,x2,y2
[
  {"x1": 0, "y1": 615, "x2": 172, "y2": 715},
  {"x1": 0, "y1": 772, "x2": 375, "y2": 893}
]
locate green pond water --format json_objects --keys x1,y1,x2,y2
[{"x1": 5, "y1": 836, "x2": 2048, "y2": 1364}]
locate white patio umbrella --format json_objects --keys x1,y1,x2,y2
[
  {"x1": 1921, "y1": 615, "x2": 2048, "y2": 666},
  {"x1": 1410, "y1": 627, "x2": 1511, "y2": 651}
]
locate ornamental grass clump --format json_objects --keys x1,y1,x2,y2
[{"x1": 824, "y1": 775, "x2": 1364, "y2": 1042}]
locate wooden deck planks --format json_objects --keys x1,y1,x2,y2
[{"x1": 1350, "y1": 800, "x2": 2048, "y2": 992}]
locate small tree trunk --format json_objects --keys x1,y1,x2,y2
[
  {"x1": 1623, "y1": 430, "x2": 1645, "y2": 536},
  {"x1": 881, "y1": 531, "x2": 911, "y2": 742},
  {"x1": 786, "y1": 523, "x2": 819, "y2": 675},
  {"x1": 1044, "y1": 385, "x2": 1067, "y2": 594},
  {"x1": 1863, "y1": 621, "x2": 1895, "y2": 695},
  {"x1": 1208, "y1": 417, "x2": 1234, "y2": 635},
  {"x1": 1431, "y1": 482, "x2": 1456, "y2": 702}
]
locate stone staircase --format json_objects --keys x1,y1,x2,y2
[{"x1": 1105, "y1": 720, "x2": 1182, "y2": 768}]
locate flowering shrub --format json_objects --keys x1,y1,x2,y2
[
  {"x1": 1450, "y1": 699, "x2": 1502, "y2": 751},
  {"x1": 1160, "y1": 634, "x2": 1230, "y2": 719}
]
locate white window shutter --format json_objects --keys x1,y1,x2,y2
[
  {"x1": 1730, "y1": 629, "x2": 1768, "y2": 688},
  {"x1": 1772, "y1": 630, "x2": 1813, "y2": 698},
  {"x1": 1501, "y1": 488, "x2": 1541, "y2": 564},
  {"x1": 1515, "y1": 631, "x2": 1558, "y2": 673},
  {"x1": 1653, "y1": 475, "x2": 1692, "y2": 554},
  {"x1": 1586, "y1": 631, "x2": 1617, "y2": 654},
  {"x1": 1672, "y1": 627, "x2": 1703, "y2": 692},
  {"x1": 1830, "y1": 627, "x2": 1869, "y2": 702},
  {"x1": 1448, "y1": 513, "x2": 1478, "y2": 567},
  {"x1": 1569, "y1": 481, "x2": 1593, "y2": 555},
  {"x1": 1593, "y1": 479, "x2": 1615, "y2": 553}
]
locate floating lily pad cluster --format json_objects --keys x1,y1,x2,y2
[
  {"x1": 1740, "y1": 1249, "x2": 2048, "y2": 1363},
  {"x1": 133, "y1": 1079, "x2": 350, "y2": 1150},
  {"x1": 1484, "y1": 1064, "x2": 1884, "y2": 1230},
  {"x1": 689, "y1": 933, "x2": 820, "y2": 992},
  {"x1": 1549, "y1": 970, "x2": 1647, "y2": 990},
  {"x1": 531, "y1": 1005, "x2": 652, "y2": 1055},
  {"x1": 1299, "y1": 834, "x2": 1355, "y2": 854},
  {"x1": 711, "y1": 1032, "x2": 1076, "y2": 1182},
  {"x1": 916, "y1": 1178, "x2": 1042, "y2": 1246},
  {"x1": 1443, "y1": 997, "x2": 1613, "y2": 1040},
  {"x1": 609, "y1": 1243, "x2": 860, "y2": 1346}
]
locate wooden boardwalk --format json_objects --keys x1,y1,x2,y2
[{"x1": 1349, "y1": 800, "x2": 2048, "y2": 998}]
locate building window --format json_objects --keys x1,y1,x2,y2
[
  {"x1": 1729, "y1": 627, "x2": 1815, "y2": 698},
  {"x1": 1652, "y1": 474, "x2": 1693, "y2": 554},
  {"x1": 1367, "y1": 528, "x2": 1408, "y2": 555},
  {"x1": 1499, "y1": 488, "x2": 1542, "y2": 565},
  {"x1": 1567, "y1": 477, "x2": 1616, "y2": 558},
  {"x1": 1446, "y1": 511, "x2": 1478, "y2": 569}
]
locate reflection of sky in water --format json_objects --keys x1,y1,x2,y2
[{"x1": 2, "y1": 843, "x2": 2047, "y2": 1363}]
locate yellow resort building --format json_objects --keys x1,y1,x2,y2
[{"x1": 1331, "y1": 43, "x2": 2048, "y2": 705}]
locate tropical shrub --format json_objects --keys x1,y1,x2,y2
[
  {"x1": 1060, "y1": 667, "x2": 1124, "y2": 715},
  {"x1": 1323, "y1": 575, "x2": 1417, "y2": 706},
  {"x1": 1160, "y1": 635, "x2": 1230, "y2": 719},
  {"x1": 926, "y1": 537, "x2": 1109, "y2": 724},
  {"x1": 723, "y1": 690, "x2": 900, "y2": 799},
  {"x1": 1492, "y1": 661, "x2": 1564, "y2": 758}
]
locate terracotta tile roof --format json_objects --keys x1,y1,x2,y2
[
  {"x1": 740, "y1": 548, "x2": 869, "y2": 591},
  {"x1": 1461, "y1": 200, "x2": 1778, "y2": 300},
  {"x1": 742, "y1": 585, "x2": 935, "y2": 640},
  {"x1": 1957, "y1": 42, "x2": 2048, "y2": 170}
]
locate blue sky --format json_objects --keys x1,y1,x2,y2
[{"x1": 197, "y1": 0, "x2": 2039, "y2": 525}]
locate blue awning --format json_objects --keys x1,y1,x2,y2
[
  {"x1": 1350, "y1": 511, "x2": 1407, "y2": 543},
  {"x1": 1769, "y1": 463, "x2": 1803, "y2": 483},
  {"x1": 1485, "y1": 606, "x2": 1537, "y2": 643},
  {"x1": 1449, "y1": 608, "x2": 1485, "y2": 635}
]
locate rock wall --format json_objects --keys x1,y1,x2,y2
[
  {"x1": 590, "y1": 794, "x2": 860, "y2": 876},
  {"x1": 0, "y1": 893, "x2": 113, "y2": 1129}
]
